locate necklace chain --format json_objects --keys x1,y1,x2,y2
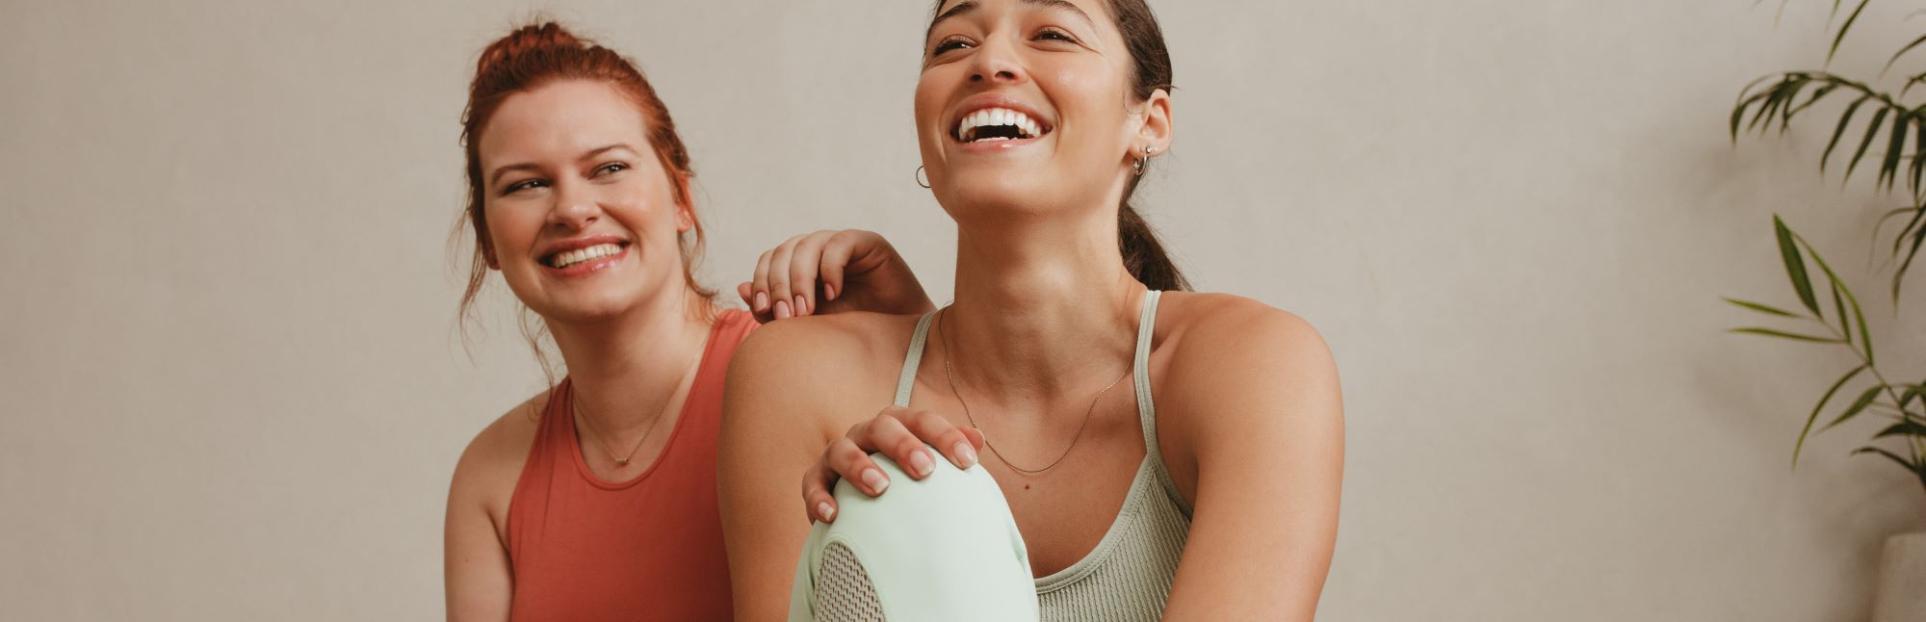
[
  {"x1": 572, "y1": 388, "x2": 667, "y2": 467},
  {"x1": 571, "y1": 351, "x2": 702, "y2": 468},
  {"x1": 937, "y1": 308, "x2": 1132, "y2": 476}
]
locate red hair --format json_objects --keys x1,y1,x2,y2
[{"x1": 453, "y1": 22, "x2": 713, "y2": 366}]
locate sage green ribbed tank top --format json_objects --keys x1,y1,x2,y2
[{"x1": 894, "y1": 290, "x2": 1193, "y2": 621}]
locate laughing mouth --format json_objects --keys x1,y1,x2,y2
[
  {"x1": 952, "y1": 107, "x2": 1051, "y2": 143},
  {"x1": 543, "y1": 242, "x2": 626, "y2": 269}
]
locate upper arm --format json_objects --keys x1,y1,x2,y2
[
  {"x1": 718, "y1": 320, "x2": 866, "y2": 622},
  {"x1": 1160, "y1": 302, "x2": 1344, "y2": 621},
  {"x1": 444, "y1": 399, "x2": 540, "y2": 622}
]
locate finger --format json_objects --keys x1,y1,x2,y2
[
  {"x1": 960, "y1": 426, "x2": 986, "y2": 451},
  {"x1": 904, "y1": 409, "x2": 978, "y2": 469},
  {"x1": 766, "y1": 236, "x2": 801, "y2": 316},
  {"x1": 826, "y1": 436, "x2": 890, "y2": 496},
  {"x1": 787, "y1": 231, "x2": 833, "y2": 315},
  {"x1": 864, "y1": 414, "x2": 936, "y2": 480},
  {"x1": 751, "y1": 250, "x2": 775, "y2": 316},
  {"x1": 739, "y1": 282, "x2": 772, "y2": 324},
  {"x1": 802, "y1": 461, "x2": 841, "y2": 523},
  {"x1": 817, "y1": 231, "x2": 863, "y2": 304}
]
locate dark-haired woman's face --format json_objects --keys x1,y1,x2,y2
[
  {"x1": 915, "y1": 0, "x2": 1161, "y2": 218},
  {"x1": 477, "y1": 79, "x2": 693, "y2": 324}
]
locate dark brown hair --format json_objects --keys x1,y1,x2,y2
[
  {"x1": 930, "y1": 0, "x2": 1189, "y2": 291},
  {"x1": 453, "y1": 22, "x2": 713, "y2": 374}
]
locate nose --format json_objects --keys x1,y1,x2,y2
[
  {"x1": 545, "y1": 179, "x2": 599, "y2": 230},
  {"x1": 967, "y1": 36, "x2": 1026, "y2": 85}
]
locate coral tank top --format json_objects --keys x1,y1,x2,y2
[{"x1": 506, "y1": 310, "x2": 756, "y2": 620}]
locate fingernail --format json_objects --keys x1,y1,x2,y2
[
  {"x1": 774, "y1": 300, "x2": 791, "y2": 319},
  {"x1": 909, "y1": 450, "x2": 934, "y2": 477},
  {"x1": 753, "y1": 291, "x2": 769, "y2": 312},
  {"x1": 952, "y1": 441, "x2": 978, "y2": 469},
  {"x1": 825, "y1": 283, "x2": 837, "y2": 301},
  {"x1": 818, "y1": 502, "x2": 836, "y2": 522},
  {"x1": 861, "y1": 469, "x2": 889, "y2": 494},
  {"x1": 794, "y1": 294, "x2": 809, "y2": 316}
]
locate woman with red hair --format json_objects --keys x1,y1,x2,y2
[{"x1": 441, "y1": 22, "x2": 931, "y2": 621}]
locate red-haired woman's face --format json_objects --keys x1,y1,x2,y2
[
  {"x1": 477, "y1": 79, "x2": 693, "y2": 323},
  {"x1": 915, "y1": 0, "x2": 1160, "y2": 219}
]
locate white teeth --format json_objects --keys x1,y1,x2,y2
[
  {"x1": 550, "y1": 243, "x2": 622, "y2": 269},
  {"x1": 956, "y1": 107, "x2": 1046, "y2": 142}
]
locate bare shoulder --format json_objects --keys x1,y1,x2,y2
[
  {"x1": 1157, "y1": 292, "x2": 1331, "y2": 367},
  {"x1": 726, "y1": 311, "x2": 923, "y2": 413},
  {"x1": 447, "y1": 389, "x2": 548, "y2": 517},
  {"x1": 1153, "y1": 292, "x2": 1340, "y2": 429}
]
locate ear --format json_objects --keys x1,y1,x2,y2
[
  {"x1": 482, "y1": 241, "x2": 501, "y2": 270},
  {"x1": 1135, "y1": 88, "x2": 1174, "y2": 157},
  {"x1": 673, "y1": 179, "x2": 696, "y2": 234}
]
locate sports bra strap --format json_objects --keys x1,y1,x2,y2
[{"x1": 893, "y1": 312, "x2": 938, "y2": 407}]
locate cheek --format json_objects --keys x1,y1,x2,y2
[
  {"x1": 913, "y1": 69, "x2": 962, "y2": 142},
  {"x1": 482, "y1": 204, "x2": 537, "y2": 257}
]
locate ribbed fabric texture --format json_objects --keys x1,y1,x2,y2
[
  {"x1": 908, "y1": 291, "x2": 1192, "y2": 621},
  {"x1": 504, "y1": 310, "x2": 757, "y2": 621}
]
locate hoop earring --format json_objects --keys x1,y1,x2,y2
[
  {"x1": 1132, "y1": 145, "x2": 1158, "y2": 176},
  {"x1": 915, "y1": 165, "x2": 931, "y2": 189}
]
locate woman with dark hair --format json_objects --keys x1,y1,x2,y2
[
  {"x1": 720, "y1": 0, "x2": 1344, "y2": 620},
  {"x1": 442, "y1": 22, "x2": 933, "y2": 621}
]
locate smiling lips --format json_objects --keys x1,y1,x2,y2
[
  {"x1": 952, "y1": 106, "x2": 1052, "y2": 143},
  {"x1": 539, "y1": 241, "x2": 627, "y2": 269}
]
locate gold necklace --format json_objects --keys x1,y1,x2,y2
[
  {"x1": 570, "y1": 352, "x2": 701, "y2": 467},
  {"x1": 937, "y1": 308, "x2": 1131, "y2": 476},
  {"x1": 572, "y1": 390, "x2": 667, "y2": 467}
]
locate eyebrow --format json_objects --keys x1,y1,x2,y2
[
  {"x1": 488, "y1": 143, "x2": 636, "y2": 188},
  {"x1": 925, "y1": 0, "x2": 1096, "y2": 43}
]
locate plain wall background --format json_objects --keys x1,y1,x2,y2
[{"x1": 3, "y1": 0, "x2": 1924, "y2": 619}]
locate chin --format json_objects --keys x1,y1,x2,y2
[{"x1": 941, "y1": 174, "x2": 1062, "y2": 217}]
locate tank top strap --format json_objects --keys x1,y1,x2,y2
[
  {"x1": 1133, "y1": 290, "x2": 1164, "y2": 456},
  {"x1": 893, "y1": 311, "x2": 938, "y2": 407}
]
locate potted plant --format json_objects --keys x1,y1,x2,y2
[{"x1": 1728, "y1": 1, "x2": 1926, "y2": 618}]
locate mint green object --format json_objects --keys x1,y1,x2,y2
[{"x1": 789, "y1": 291, "x2": 1191, "y2": 621}]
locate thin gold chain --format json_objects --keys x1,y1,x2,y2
[
  {"x1": 572, "y1": 387, "x2": 667, "y2": 467},
  {"x1": 936, "y1": 308, "x2": 1131, "y2": 476},
  {"x1": 571, "y1": 351, "x2": 702, "y2": 467}
]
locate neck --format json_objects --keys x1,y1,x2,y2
[
  {"x1": 548, "y1": 284, "x2": 715, "y2": 434},
  {"x1": 945, "y1": 205, "x2": 1145, "y2": 402}
]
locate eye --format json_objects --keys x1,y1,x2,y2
[
  {"x1": 1035, "y1": 27, "x2": 1077, "y2": 43},
  {"x1": 592, "y1": 161, "x2": 629, "y2": 177},
  {"x1": 931, "y1": 36, "x2": 973, "y2": 55},
  {"x1": 501, "y1": 178, "x2": 547, "y2": 196}
]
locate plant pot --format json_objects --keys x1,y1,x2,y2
[{"x1": 1873, "y1": 531, "x2": 1926, "y2": 622}]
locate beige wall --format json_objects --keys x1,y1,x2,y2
[{"x1": 3, "y1": 0, "x2": 1922, "y2": 619}]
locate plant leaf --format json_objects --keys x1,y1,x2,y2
[
  {"x1": 1722, "y1": 297, "x2": 1801, "y2": 317},
  {"x1": 1822, "y1": 385, "x2": 1885, "y2": 431},
  {"x1": 1846, "y1": 106, "x2": 1890, "y2": 184},
  {"x1": 1729, "y1": 327, "x2": 1842, "y2": 342},
  {"x1": 1887, "y1": 34, "x2": 1926, "y2": 76},
  {"x1": 1912, "y1": 120, "x2": 1925, "y2": 199},
  {"x1": 1798, "y1": 237, "x2": 1873, "y2": 364},
  {"x1": 1732, "y1": 76, "x2": 1782, "y2": 140},
  {"x1": 1852, "y1": 446, "x2": 1919, "y2": 472},
  {"x1": 1830, "y1": 280, "x2": 1850, "y2": 344},
  {"x1": 1898, "y1": 209, "x2": 1926, "y2": 300},
  {"x1": 1829, "y1": 0, "x2": 1872, "y2": 65},
  {"x1": 1874, "y1": 421, "x2": 1926, "y2": 439},
  {"x1": 1787, "y1": 83, "x2": 1840, "y2": 118},
  {"x1": 1878, "y1": 112, "x2": 1909, "y2": 190},
  {"x1": 1775, "y1": 215, "x2": 1820, "y2": 312},
  {"x1": 1795, "y1": 364, "x2": 1869, "y2": 467},
  {"x1": 1823, "y1": 95, "x2": 1873, "y2": 173}
]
